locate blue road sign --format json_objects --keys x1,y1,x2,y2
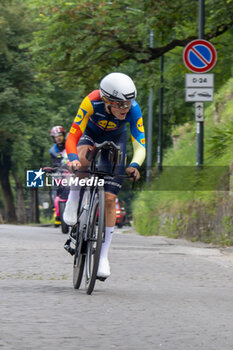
[{"x1": 183, "y1": 39, "x2": 217, "y2": 73}]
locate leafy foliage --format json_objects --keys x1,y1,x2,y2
[
  {"x1": 0, "y1": 0, "x2": 80, "y2": 221},
  {"x1": 1, "y1": 0, "x2": 233, "y2": 224},
  {"x1": 26, "y1": 0, "x2": 233, "y2": 168},
  {"x1": 208, "y1": 124, "x2": 233, "y2": 157},
  {"x1": 28, "y1": 0, "x2": 233, "y2": 89},
  {"x1": 133, "y1": 77, "x2": 233, "y2": 243}
]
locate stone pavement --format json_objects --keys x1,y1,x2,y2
[{"x1": 1, "y1": 224, "x2": 233, "y2": 350}]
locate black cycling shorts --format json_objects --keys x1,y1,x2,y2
[{"x1": 78, "y1": 128, "x2": 127, "y2": 195}]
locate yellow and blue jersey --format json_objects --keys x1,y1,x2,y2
[{"x1": 66, "y1": 90, "x2": 146, "y2": 168}]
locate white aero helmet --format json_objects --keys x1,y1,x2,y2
[{"x1": 100, "y1": 72, "x2": 137, "y2": 102}]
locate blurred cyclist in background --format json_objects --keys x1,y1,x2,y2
[
  {"x1": 49, "y1": 126, "x2": 69, "y2": 226},
  {"x1": 50, "y1": 126, "x2": 66, "y2": 167}
]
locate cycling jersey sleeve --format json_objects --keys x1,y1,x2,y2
[
  {"x1": 65, "y1": 95, "x2": 94, "y2": 161},
  {"x1": 128, "y1": 102, "x2": 146, "y2": 169}
]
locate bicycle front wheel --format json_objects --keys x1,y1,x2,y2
[
  {"x1": 73, "y1": 228, "x2": 85, "y2": 289},
  {"x1": 73, "y1": 188, "x2": 88, "y2": 289},
  {"x1": 85, "y1": 188, "x2": 105, "y2": 295}
]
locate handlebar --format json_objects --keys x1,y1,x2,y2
[
  {"x1": 85, "y1": 141, "x2": 123, "y2": 165},
  {"x1": 43, "y1": 167, "x2": 55, "y2": 173},
  {"x1": 43, "y1": 166, "x2": 69, "y2": 175},
  {"x1": 64, "y1": 141, "x2": 138, "y2": 189}
]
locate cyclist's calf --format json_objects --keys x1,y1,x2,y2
[{"x1": 105, "y1": 192, "x2": 117, "y2": 227}]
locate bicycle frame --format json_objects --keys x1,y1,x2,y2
[{"x1": 72, "y1": 141, "x2": 136, "y2": 293}]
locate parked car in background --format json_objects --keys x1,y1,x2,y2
[
  {"x1": 115, "y1": 198, "x2": 126, "y2": 228},
  {"x1": 97, "y1": 198, "x2": 127, "y2": 227}
]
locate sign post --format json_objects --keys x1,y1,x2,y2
[
  {"x1": 183, "y1": 38, "x2": 217, "y2": 166},
  {"x1": 197, "y1": 0, "x2": 205, "y2": 166},
  {"x1": 195, "y1": 102, "x2": 204, "y2": 122},
  {"x1": 146, "y1": 30, "x2": 154, "y2": 184}
]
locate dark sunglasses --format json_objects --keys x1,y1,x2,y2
[{"x1": 103, "y1": 97, "x2": 131, "y2": 110}]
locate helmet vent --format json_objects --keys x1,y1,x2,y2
[{"x1": 123, "y1": 92, "x2": 136, "y2": 100}]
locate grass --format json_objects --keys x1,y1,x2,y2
[{"x1": 133, "y1": 78, "x2": 233, "y2": 246}]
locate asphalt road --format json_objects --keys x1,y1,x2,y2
[{"x1": 1, "y1": 224, "x2": 233, "y2": 350}]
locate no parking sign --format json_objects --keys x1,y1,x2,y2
[{"x1": 183, "y1": 39, "x2": 217, "y2": 73}]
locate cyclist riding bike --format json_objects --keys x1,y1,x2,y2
[
  {"x1": 63, "y1": 72, "x2": 146, "y2": 279},
  {"x1": 50, "y1": 126, "x2": 67, "y2": 167},
  {"x1": 49, "y1": 126, "x2": 69, "y2": 223}
]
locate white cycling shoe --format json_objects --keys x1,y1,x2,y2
[
  {"x1": 97, "y1": 257, "x2": 111, "y2": 279},
  {"x1": 63, "y1": 200, "x2": 78, "y2": 226}
]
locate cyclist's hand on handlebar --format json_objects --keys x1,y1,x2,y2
[
  {"x1": 126, "y1": 167, "x2": 140, "y2": 182},
  {"x1": 67, "y1": 160, "x2": 82, "y2": 172}
]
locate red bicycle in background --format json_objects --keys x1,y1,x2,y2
[{"x1": 43, "y1": 167, "x2": 70, "y2": 234}]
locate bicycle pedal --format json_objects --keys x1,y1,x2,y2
[{"x1": 64, "y1": 243, "x2": 75, "y2": 256}]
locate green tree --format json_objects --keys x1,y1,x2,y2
[
  {"x1": 0, "y1": 0, "x2": 34, "y2": 222},
  {"x1": 29, "y1": 0, "x2": 233, "y2": 89},
  {"x1": 0, "y1": 0, "x2": 80, "y2": 223},
  {"x1": 27, "y1": 0, "x2": 233, "y2": 171}
]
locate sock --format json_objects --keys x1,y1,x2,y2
[
  {"x1": 67, "y1": 183, "x2": 80, "y2": 204},
  {"x1": 63, "y1": 184, "x2": 80, "y2": 225},
  {"x1": 100, "y1": 226, "x2": 114, "y2": 260}
]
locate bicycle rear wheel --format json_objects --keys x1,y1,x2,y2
[{"x1": 85, "y1": 187, "x2": 105, "y2": 295}]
